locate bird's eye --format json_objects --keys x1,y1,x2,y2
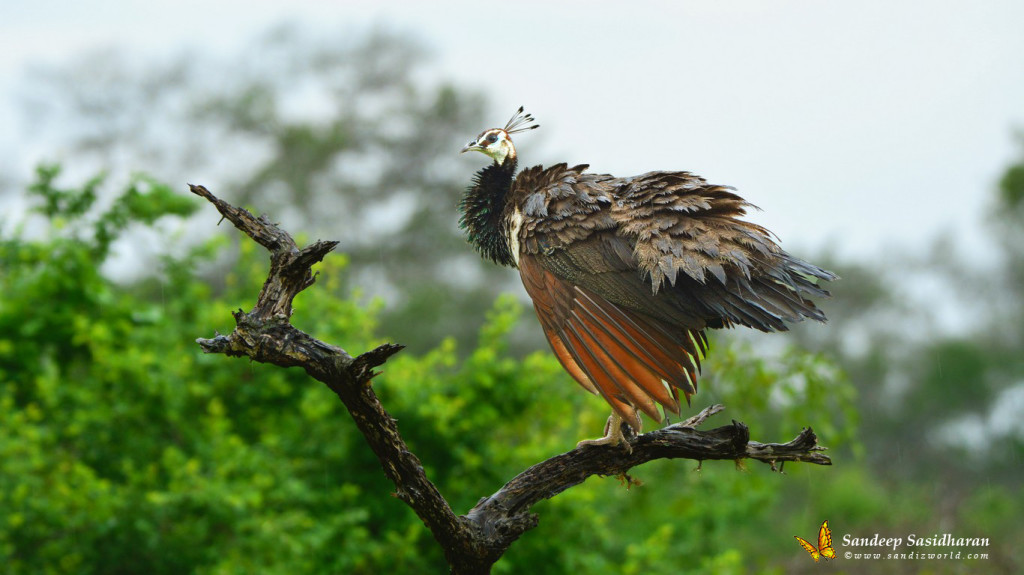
[{"x1": 486, "y1": 133, "x2": 499, "y2": 144}]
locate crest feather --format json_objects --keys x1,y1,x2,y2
[{"x1": 504, "y1": 106, "x2": 539, "y2": 134}]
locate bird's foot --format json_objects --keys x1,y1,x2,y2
[{"x1": 577, "y1": 412, "x2": 637, "y2": 452}]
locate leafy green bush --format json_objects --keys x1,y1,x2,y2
[{"x1": 1, "y1": 167, "x2": 862, "y2": 573}]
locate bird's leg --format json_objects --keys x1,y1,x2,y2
[{"x1": 577, "y1": 411, "x2": 639, "y2": 451}]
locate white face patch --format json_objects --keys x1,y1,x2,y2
[
  {"x1": 506, "y1": 207, "x2": 524, "y2": 266},
  {"x1": 482, "y1": 130, "x2": 512, "y2": 164}
]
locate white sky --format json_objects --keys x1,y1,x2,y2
[{"x1": 2, "y1": 0, "x2": 1024, "y2": 263}]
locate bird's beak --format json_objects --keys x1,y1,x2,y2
[{"x1": 461, "y1": 140, "x2": 481, "y2": 154}]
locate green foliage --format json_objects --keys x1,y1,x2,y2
[
  {"x1": 9, "y1": 167, "x2": 1017, "y2": 575},
  {"x1": 24, "y1": 164, "x2": 197, "y2": 259},
  {"x1": 705, "y1": 340, "x2": 859, "y2": 454},
  {"x1": 997, "y1": 148, "x2": 1024, "y2": 211}
]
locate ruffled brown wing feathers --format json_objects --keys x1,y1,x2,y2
[
  {"x1": 610, "y1": 171, "x2": 835, "y2": 331},
  {"x1": 511, "y1": 165, "x2": 834, "y2": 426}
]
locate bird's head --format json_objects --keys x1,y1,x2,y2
[{"x1": 461, "y1": 106, "x2": 538, "y2": 166}]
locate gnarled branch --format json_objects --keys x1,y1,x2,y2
[{"x1": 190, "y1": 185, "x2": 831, "y2": 575}]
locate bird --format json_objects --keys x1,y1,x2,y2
[{"x1": 459, "y1": 107, "x2": 836, "y2": 447}]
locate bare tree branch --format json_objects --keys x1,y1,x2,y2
[{"x1": 190, "y1": 185, "x2": 832, "y2": 575}]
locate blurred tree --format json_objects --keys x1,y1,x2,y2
[
  {"x1": 17, "y1": 25, "x2": 514, "y2": 354},
  {"x1": 786, "y1": 140, "x2": 1024, "y2": 488},
  {"x1": 994, "y1": 133, "x2": 1024, "y2": 315}
]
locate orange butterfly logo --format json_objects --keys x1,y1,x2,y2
[{"x1": 794, "y1": 520, "x2": 836, "y2": 562}]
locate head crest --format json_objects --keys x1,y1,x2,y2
[{"x1": 503, "y1": 106, "x2": 539, "y2": 135}]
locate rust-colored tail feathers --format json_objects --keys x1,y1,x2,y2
[{"x1": 521, "y1": 255, "x2": 705, "y2": 429}]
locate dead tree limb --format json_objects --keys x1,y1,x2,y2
[{"x1": 189, "y1": 185, "x2": 831, "y2": 575}]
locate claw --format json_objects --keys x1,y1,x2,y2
[{"x1": 577, "y1": 412, "x2": 638, "y2": 453}]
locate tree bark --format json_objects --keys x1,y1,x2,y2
[{"x1": 190, "y1": 184, "x2": 832, "y2": 575}]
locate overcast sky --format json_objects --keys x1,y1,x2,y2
[{"x1": 3, "y1": 0, "x2": 1024, "y2": 263}]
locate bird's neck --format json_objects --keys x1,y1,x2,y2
[{"x1": 460, "y1": 156, "x2": 518, "y2": 267}]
